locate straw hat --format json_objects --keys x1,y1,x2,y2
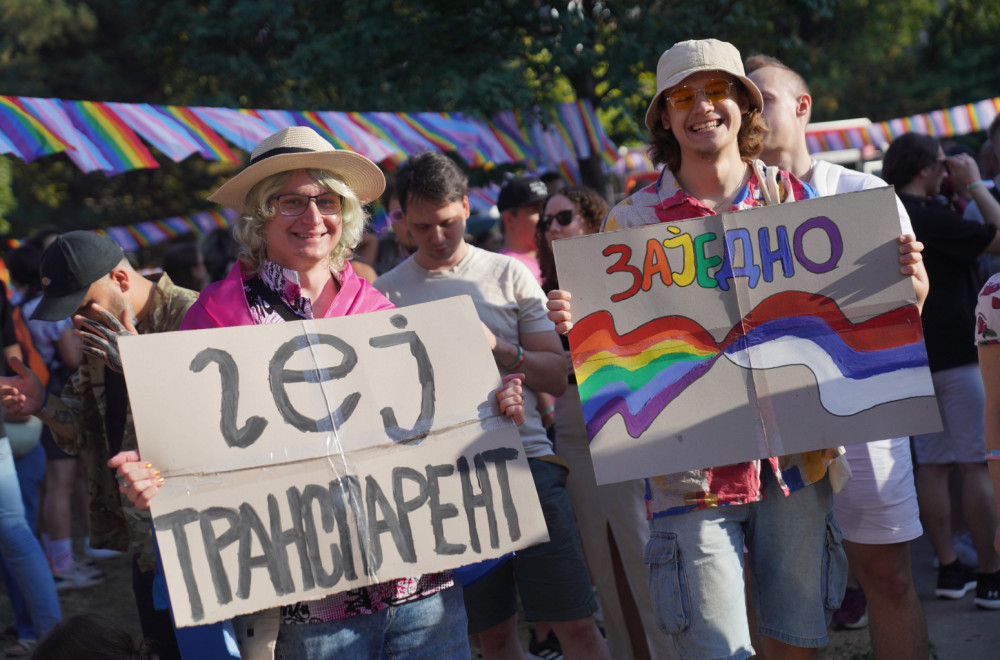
[
  {"x1": 644, "y1": 39, "x2": 763, "y2": 132},
  {"x1": 208, "y1": 127, "x2": 386, "y2": 212}
]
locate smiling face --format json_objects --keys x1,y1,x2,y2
[
  {"x1": 404, "y1": 196, "x2": 469, "y2": 270},
  {"x1": 659, "y1": 71, "x2": 748, "y2": 163},
  {"x1": 263, "y1": 169, "x2": 343, "y2": 273}
]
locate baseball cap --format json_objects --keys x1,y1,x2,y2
[
  {"x1": 497, "y1": 177, "x2": 549, "y2": 213},
  {"x1": 644, "y1": 39, "x2": 763, "y2": 132},
  {"x1": 32, "y1": 231, "x2": 125, "y2": 321}
]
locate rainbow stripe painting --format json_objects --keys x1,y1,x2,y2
[{"x1": 573, "y1": 291, "x2": 931, "y2": 439}]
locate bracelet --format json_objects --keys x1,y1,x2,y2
[
  {"x1": 988, "y1": 449, "x2": 1000, "y2": 461},
  {"x1": 541, "y1": 405, "x2": 555, "y2": 417},
  {"x1": 38, "y1": 390, "x2": 49, "y2": 415},
  {"x1": 968, "y1": 180, "x2": 986, "y2": 192},
  {"x1": 502, "y1": 344, "x2": 524, "y2": 371}
]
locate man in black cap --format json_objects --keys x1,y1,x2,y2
[
  {"x1": 497, "y1": 175, "x2": 549, "y2": 285},
  {"x1": 0, "y1": 230, "x2": 196, "y2": 660}
]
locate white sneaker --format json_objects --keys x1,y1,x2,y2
[
  {"x1": 83, "y1": 543, "x2": 121, "y2": 560},
  {"x1": 52, "y1": 561, "x2": 106, "y2": 591}
]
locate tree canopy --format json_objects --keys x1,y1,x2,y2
[{"x1": 0, "y1": 0, "x2": 997, "y2": 240}]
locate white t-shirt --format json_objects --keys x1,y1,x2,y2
[
  {"x1": 807, "y1": 159, "x2": 913, "y2": 235},
  {"x1": 375, "y1": 244, "x2": 556, "y2": 458},
  {"x1": 808, "y1": 159, "x2": 921, "y2": 543}
]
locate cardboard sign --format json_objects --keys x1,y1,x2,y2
[
  {"x1": 120, "y1": 296, "x2": 547, "y2": 627},
  {"x1": 553, "y1": 187, "x2": 942, "y2": 485}
]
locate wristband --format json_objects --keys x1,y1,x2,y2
[
  {"x1": 988, "y1": 449, "x2": 1000, "y2": 461},
  {"x1": 502, "y1": 344, "x2": 524, "y2": 371},
  {"x1": 541, "y1": 405, "x2": 555, "y2": 417},
  {"x1": 968, "y1": 180, "x2": 986, "y2": 192},
  {"x1": 38, "y1": 390, "x2": 49, "y2": 415}
]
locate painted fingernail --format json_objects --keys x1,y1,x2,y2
[
  {"x1": 157, "y1": 477, "x2": 165, "y2": 484},
  {"x1": 154, "y1": 470, "x2": 161, "y2": 477},
  {"x1": 144, "y1": 463, "x2": 152, "y2": 469}
]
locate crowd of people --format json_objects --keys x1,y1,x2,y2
[{"x1": 0, "y1": 36, "x2": 998, "y2": 660}]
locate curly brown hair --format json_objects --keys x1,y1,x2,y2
[
  {"x1": 535, "y1": 186, "x2": 610, "y2": 292},
  {"x1": 647, "y1": 81, "x2": 766, "y2": 171}
]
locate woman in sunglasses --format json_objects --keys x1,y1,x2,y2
[{"x1": 534, "y1": 186, "x2": 673, "y2": 659}]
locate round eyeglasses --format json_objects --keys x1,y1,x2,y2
[
  {"x1": 270, "y1": 193, "x2": 342, "y2": 217},
  {"x1": 666, "y1": 79, "x2": 734, "y2": 110}
]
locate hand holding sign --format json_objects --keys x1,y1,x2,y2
[
  {"x1": 550, "y1": 188, "x2": 942, "y2": 484},
  {"x1": 120, "y1": 296, "x2": 547, "y2": 627}
]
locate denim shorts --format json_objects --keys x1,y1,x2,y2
[
  {"x1": 645, "y1": 467, "x2": 846, "y2": 660},
  {"x1": 463, "y1": 458, "x2": 596, "y2": 634},
  {"x1": 275, "y1": 584, "x2": 468, "y2": 659}
]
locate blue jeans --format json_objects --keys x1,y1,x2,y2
[
  {"x1": 0, "y1": 441, "x2": 46, "y2": 640},
  {"x1": 275, "y1": 584, "x2": 469, "y2": 660},
  {"x1": 0, "y1": 438, "x2": 60, "y2": 637}
]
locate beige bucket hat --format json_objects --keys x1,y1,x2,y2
[
  {"x1": 644, "y1": 39, "x2": 763, "y2": 132},
  {"x1": 208, "y1": 126, "x2": 386, "y2": 212}
]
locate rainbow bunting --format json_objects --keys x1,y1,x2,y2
[
  {"x1": 556, "y1": 102, "x2": 592, "y2": 161},
  {"x1": 360, "y1": 112, "x2": 438, "y2": 155},
  {"x1": 0, "y1": 97, "x2": 69, "y2": 161},
  {"x1": 20, "y1": 97, "x2": 112, "y2": 172},
  {"x1": 108, "y1": 102, "x2": 202, "y2": 163},
  {"x1": 64, "y1": 100, "x2": 159, "y2": 174},
  {"x1": 294, "y1": 111, "x2": 355, "y2": 151},
  {"x1": 158, "y1": 106, "x2": 239, "y2": 163},
  {"x1": 191, "y1": 107, "x2": 273, "y2": 152},
  {"x1": 317, "y1": 111, "x2": 399, "y2": 163},
  {"x1": 488, "y1": 110, "x2": 533, "y2": 164}
]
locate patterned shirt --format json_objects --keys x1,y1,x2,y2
[
  {"x1": 975, "y1": 273, "x2": 1000, "y2": 346},
  {"x1": 603, "y1": 166, "x2": 843, "y2": 518},
  {"x1": 51, "y1": 273, "x2": 197, "y2": 571},
  {"x1": 242, "y1": 260, "x2": 453, "y2": 624}
]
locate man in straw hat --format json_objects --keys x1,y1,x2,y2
[
  {"x1": 0, "y1": 229, "x2": 198, "y2": 659},
  {"x1": 107, "y1": 127, "x2": 527, "y2": 659},
  {"x1": 546, "y1": 38, "x2": 925, "y2": 660}
]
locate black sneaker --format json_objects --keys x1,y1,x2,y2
[
  {"x1": 975, "y1": 569, "x2": 1000, "y2": 609},
  {"x1": 527, "y1": 629, "x2": 563, "y2": 660},
  {"x1": 936, "y1": 559, "x2": 977, "y2": 599}
]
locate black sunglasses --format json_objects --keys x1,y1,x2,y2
[{"x1": 540, "y1": 210, "x2": 575, "y2": 231}]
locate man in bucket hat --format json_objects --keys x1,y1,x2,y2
[
  {"x1": 546, "y1": 39, "x2": 925, "y2": 659},
  {"x1": 0, "y1": 230, "x2": 197, "y2": 659}
]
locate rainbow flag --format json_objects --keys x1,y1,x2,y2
[
  {"x1": 487, "y1": 110, "x2": 533, "y2": 164},
  {"x1": 20, "y1": 97, "x2": 112, "y2": 172},
  {"x1": 572, "y1": 291, "x2": 930, "y2": 439},
  {"x1": 191, "y1": 107, "x2": 273, "y2": 152},
  {"x1": 108, "y1": 102, "x2": 202, "y2": 163},
  {"x1": 0, "y1": 96, "x2": 69, "y2": 161},
  {"x1": 158, "y1": 106, "x2": 239, "y2": 164},
  {"x1": 293, "y1": 111, "x2": 354, "y2": 151},
  {"x1": 64, "y1": 100, "x2": 159, "y2": 174},
  {"x1": 578, "y1": 98, "x2": 620, "y2": 164},
  {"x1": 317, "y1": 111, "x2": 398, "y2": 163},
  {"x1": 556, "y1": 102, "x2": 592, "y2": 161}
]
